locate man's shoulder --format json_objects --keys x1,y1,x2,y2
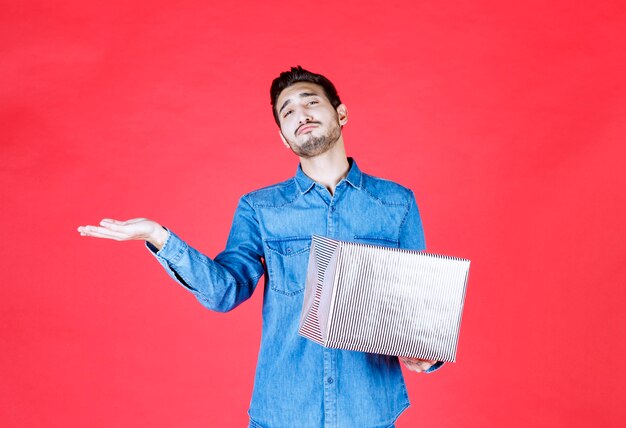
[
  {"x1": 236, "y1": 169, "x2": 418, "y2": 208},
  {"x1": 361, "y1": 172, "x2": 415, "y2": 206},
  {"x1": 241, "y1": 177, "x2": 300, "y2": 208}
]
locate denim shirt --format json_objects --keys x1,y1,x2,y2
[{"x1": 147, "y1": 159, "x2": 442, "y2": 428}]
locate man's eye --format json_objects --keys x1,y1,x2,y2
[
  {"x1": 284, "y1": 110, "x2": 292, "y2": 117},
  {"x1": 308, "y1": 101, "x2": 318, "y2": 105}
]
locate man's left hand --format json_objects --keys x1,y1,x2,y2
[{"x1": 399, "y1": 357, "x2": 437, "y2": 373}]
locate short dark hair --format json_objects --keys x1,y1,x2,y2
[{"x1": 270, "y1": 66, "x2": 342, "y2": 126}]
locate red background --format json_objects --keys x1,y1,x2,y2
[{"x1": 2, "y1": 1, "x2": 625, "y2": 427}]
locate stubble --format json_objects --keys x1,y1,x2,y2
[{"x1": 288, "y1": 119, "x2": 342, "y2": 159}]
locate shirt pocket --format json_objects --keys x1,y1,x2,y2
[
  {"x1": 265, "y1": 237, "x2": 312, "y2": 296},
  {"x1": 353, "y1": 235, "x2": 400, "y2": 248}
]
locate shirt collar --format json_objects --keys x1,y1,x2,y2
[
  {"x1": 294, "y1": 157, "x2": 363, "y2": 194},
  {"x1": 344, "y1": 158, "x2": 363, "y2": 189}
]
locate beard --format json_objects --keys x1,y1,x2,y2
[{"x1": 286, "y1": 119, "x2": 342, "y2": 159}]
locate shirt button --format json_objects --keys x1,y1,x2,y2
[
  {"x1": 286, "y1": 247, "x2": 292, "y2": 254},
  {"x1": 327, "y1": 377, "x2": 333, "y2": 384}
]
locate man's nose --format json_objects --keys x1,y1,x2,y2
[{"x1": 297, "y1": 109, "x2": 313, "y2": 124}]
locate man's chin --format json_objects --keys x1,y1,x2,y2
[
  {"x1": 287, "y1": 128, "x2": 341, "y2": 158},
  {"x1": 294, "y1": 143, "x2": 334, "y2": 159}
]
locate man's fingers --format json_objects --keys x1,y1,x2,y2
[
  {"x1": 125, "y1": 218, "x2": 147, "y2": 224},
  {"x1": 101, "y1": 218, "x2": 147, "y2": 225},
  {"x1": 401, "y1": 357, "x2": 436, "y2": 364},
  {"x1": 399, "y1": 356, "x2": 435, "y2": 373},
  {"x1": 405, "y1": 361, "x2": 426, "y2": 373},
  {"x1": 78, "y1": 225, "x2": 131, "y2": 240},
  {"x1": 101, "y1": 218, "x2": 125, "y2": 225},
  {"x1": 401, "y1": 359, "x2": 420, "y2": 372},
  {"x1": 78, "y1": 218, "x2": 152, "y2": 241},
  {"x1": 99, "y1": 220, "x2": 125, "y2": 232}
]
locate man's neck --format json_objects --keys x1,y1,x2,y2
[{"x1": 300, "y1": 141, "x2": 350, "y2": 196}]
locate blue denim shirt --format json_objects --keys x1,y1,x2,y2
[{"x1": 147, "y1": 159, "x2": 442, "y2": 428}]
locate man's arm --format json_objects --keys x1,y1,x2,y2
[
  {"x1": 398, "y1": 190, "x2": 426, "y2": 252},
  {"x1": 77, "y1": 196, "x2": 265, "y2": 312}
]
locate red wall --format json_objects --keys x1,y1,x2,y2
[{"x1": 2, "y1": 1, "x2": 625, "y2": 426}]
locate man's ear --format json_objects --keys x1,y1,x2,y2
[
  {"x1": 278, "y1": 130, "x2": 290, "y2": 148},
  {"x1": 336, "y1": 104, "x2": 348, "y2": 126}
]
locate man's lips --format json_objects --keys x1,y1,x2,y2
[{"x1": 296, "y1": 124, "x2": 318, "y2": 135}]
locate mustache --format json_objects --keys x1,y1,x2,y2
[{"x1": 295, "y1": 121, "x2": 321, "y2": 136}]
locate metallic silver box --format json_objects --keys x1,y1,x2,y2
[{"x1": 298, "y1": 235, "x2": 470, "y2": 362}]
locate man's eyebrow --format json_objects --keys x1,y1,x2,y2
[{"x1": 278, "y1": 92, "x2": 320, "y2": 114}]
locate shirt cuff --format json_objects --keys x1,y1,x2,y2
[
  {"x1": 425, "y1": 361, "x2": 445, "y2": 373},
  {"x1": 145, "y1": 227, "x2": 186, "y2": 264}
]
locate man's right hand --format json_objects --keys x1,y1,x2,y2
[{"x1": 77, "y1": 218, "x2": 169, "y2": 250}]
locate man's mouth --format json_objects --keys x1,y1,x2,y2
[{"x1": 296, "y1": 124, "x2": 318, "y2": 136}]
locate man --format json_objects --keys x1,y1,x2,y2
[{"x1": 78, "y1": 66, "x2": 442, "y2": 428}]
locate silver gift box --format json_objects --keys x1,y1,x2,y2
[{"x1": 298, "y1": 235, "x2": 470, "y2": 362}]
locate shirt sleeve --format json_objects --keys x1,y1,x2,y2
[
  {"x1": 399, "y1": 191, "x2": 426, "y2": 251},
  {"x1": 145, "y1": 195, "x2": 265, "y2": 312}
]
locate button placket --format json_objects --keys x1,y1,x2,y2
[{"x1": 322, "y1": 348, "x2": 337, "y2": 427}]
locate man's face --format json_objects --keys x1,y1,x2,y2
[{"x1": 276, "y1": 82, "x2": 347, "y2": 158}]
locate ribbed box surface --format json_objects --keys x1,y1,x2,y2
[{"x1": 298, "y1": 235, "x2": 470, "y2": 362}]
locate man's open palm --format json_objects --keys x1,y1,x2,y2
[{"x1": 77, "y1": 218, "x2": 167, "y2": 248}]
